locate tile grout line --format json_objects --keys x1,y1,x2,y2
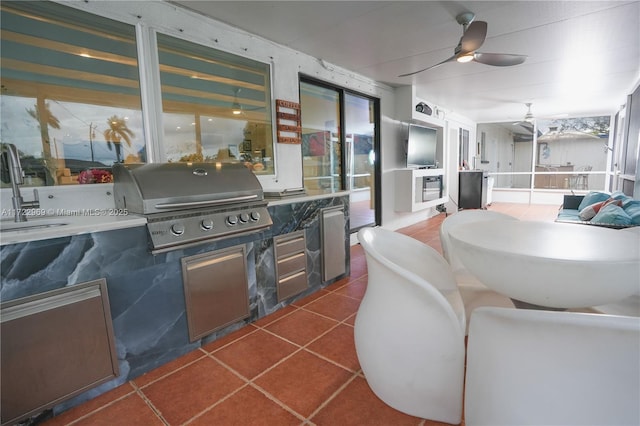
[
  {"x1": 306, "y1": 371, "x2": 361, "y2": 422},
  {"x1": 130, "y1": 380, "x2": 171, "y2": 426},
  {"x1": 61, "y1": 385, "x2": 138, "y2": 426},
  {"x1": 202, "y1": 350, "x2": 309, "y2": 423}
]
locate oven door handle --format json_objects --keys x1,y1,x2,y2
[{"x1": 155, "y1": 195, "x2": 259, "y2": 209}]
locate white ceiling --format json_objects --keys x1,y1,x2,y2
[{"x1": 172, "y1": 1, "x2": 640, "y2": 123}]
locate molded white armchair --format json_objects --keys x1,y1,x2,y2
[
  {"x1": 440, "y1": 210, "x2": 518, "y2": 331},
  {"x1": 355, "y1": 227, "x2": 465, "y2": 424},
  {"x1": 465, "y1": 307, "x2": 640, "y2": 426},
  {"x1": 593, "y1": 226, "x2": 640, "y2": 316}
]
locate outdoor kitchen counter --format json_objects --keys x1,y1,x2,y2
[
  {"x1": 0, "y1": 190, "x2": 349, "y2": 246},
  {"x1": 0, "y1": 213, "x2": 147, "y2": 246},
  {"x1": 0, "y1": 190, "x2": 350, "y2": 419}
]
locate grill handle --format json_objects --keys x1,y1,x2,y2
[{"x1": 155, "y1": 194, "x2": 259, "y2": 209}]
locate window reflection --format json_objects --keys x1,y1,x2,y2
[
  {"x1": 476, "y1": 116, "x2": 609, "y2": 191},
  {"x1": 300, "y1": 82, "x2": 342, "y2": 194},
  {"x1": 535, "y1": 117, "x2": 609, "y2": 191},
  {"x1": 0, "y1": 1, "x2": 143, "y2": 186},
  {"x1": 156, "y1": 34, "x2": 274, "y2": 174}
]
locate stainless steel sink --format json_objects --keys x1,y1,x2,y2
[{"x1": 0, "y1": 219, "x2": 68, "y2": 232}]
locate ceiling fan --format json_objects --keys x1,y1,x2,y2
[
  {"x1": 399, "y1": 12, "x2": 527, "y2": 77},
  {"x1": 512, "y1": 103, "x2": 535, "y2": 133}
]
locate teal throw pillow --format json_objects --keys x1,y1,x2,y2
[
  {"x1": 622, "y1": 201, "x2": 640, "y2": 225},
  {"x1": 578, "y1": 191, "x2": 610, "y2": 211},
  {"x1": 591, "y1": 204, "x2": 632, "y2": 226}
]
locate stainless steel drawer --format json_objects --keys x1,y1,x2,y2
[
  {"x1": 277, "y1": 252, "x2": 306, "y2": 277},
  {"x1": 275, "y1": 234, "x2": 305, "y2": 257},
  {"x1": 274, "y1": 231, "x2": 308, "y2": 302},
  {"x1": 278, "y1": 271, "x2": 308, "y2": 301}
]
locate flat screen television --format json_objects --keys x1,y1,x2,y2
[{"x1": 406, "y1": 123, "x2": 438, "y2": 169}]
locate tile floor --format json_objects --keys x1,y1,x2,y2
[{"x1": 42, "y1": 203, "x2": 557, "y2": 426}]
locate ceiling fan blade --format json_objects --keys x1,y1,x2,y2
[
  {"x1": 398, "y1": 55, "x2": 456, "y2": 77},
  {"x1": 513, "y1": 121, "x2": 534, "y2": 133},
  {"x1": 473, "y1": 52, "x2": 527, "y2": 66},
  {"x1": 460, "y1": 20, "x2": 487, "y2": 53}
]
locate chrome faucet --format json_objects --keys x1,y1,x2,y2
[{"x1": 1, "y1": 143, "x2": 40, "y2": 222}]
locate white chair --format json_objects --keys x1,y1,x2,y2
[
  {"x1": 465, "y1": 307, "x2": 640, "y2": 426},
  {"x1": 356, "y1": 227, "x2": 465, "y2": 424},
  {"x1": 440, "y1": 210, "x2": 517, "y2": 332},
  {"x1": 592, "y1": 226, "x2": 640, "y2": 316}
]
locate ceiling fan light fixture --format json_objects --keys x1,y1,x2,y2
[
  {"x1": 231, "y1": 87, "x2": 242, "y2": 115},
  {"x1": 456, "y1": 53, "x2": 474, "y2": 63}
]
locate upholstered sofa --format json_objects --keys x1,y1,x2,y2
[{"x1": 556, "y1": 191, "x2": 640, "y2": 228}]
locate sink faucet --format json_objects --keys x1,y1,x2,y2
[{"x1": 1, "y1": 143, "x2": 40, "y2": 222}]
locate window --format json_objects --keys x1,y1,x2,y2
[
  {"x1": 535, "y1": 117, "x2": 609, "y2": 191},
  {"x1": 477, "y1": 116, "x2": 609, "y2": 191},
  {"x1": 156, "y1": 34, "x2": 274, "y2": 174},
  {"x1": 0, "y1": 1, "x2": 143, "y2": 186},
  {"x1": 0, "y1": 2, "x2": 276, "y2": 190}
]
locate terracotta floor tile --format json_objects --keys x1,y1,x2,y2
[
  {"x1": 343, "y1": 312, "x2": 357, "y2": 326},
  {"x1": 303, "y1": 292, "x2": 361, "y2": 322},
  {"x1": 291, "y1": 288, "x2": 330, "y2": 307},
  {"x1": 253, "y1": 350, "x2": 353, "y2": 418},
  {"x1": 140, "y1": 356, "x2": 245, "y2": 425},
  {"x1": 311, "y1": 376, "x2": 423, "y2": 426},
  {"x1": 265, "y1": 308, "x2": 338, "y2": 346},
  {"x1": 306, "y1": 324, "x2": 360, "y2": 372},
  {"x1": 349, "y1": 255, "x2": 368, "y2": 279},
  {"x1": 212, "y1": 329, "x2": 298, "y2": 379},
  {"x1": 253, "y1": 304, "x2": 298, "y2": 327},
  {"x1": 333, "y1": 276, "x2": 367, "y2": 300},
  {"x1": 71, "y1": 393, "x2": 164, "y2": 426},
  {"x1": 189, "y1": 385, "x2": 300, "y2": 426},
  {"x1": 134, "y1": 348, "x2": 205, "y2": 388},
  {"x1": 350, "y1": 243, "x2": 365, "y2": 259},
  {"x1": 42, "y1": 383, "x2": 136, "y2": 426},
  {"x1": 201, "y1": 323, "x2": 258, "y2": 352},
  {"x1": 324, "y1": 276, "x2": 350, "y2": 292}
]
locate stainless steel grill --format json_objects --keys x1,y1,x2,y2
[{"x1": 113, "y1": 162, "x2": 272, "y2": 253}]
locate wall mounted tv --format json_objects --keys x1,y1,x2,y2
[{"x1": 406, "y1": 123, "x2": 438, "y2": 169}]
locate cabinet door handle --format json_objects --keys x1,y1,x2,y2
[{"x1": 1, "y1": 283, "x2": 102, "y2": 323}]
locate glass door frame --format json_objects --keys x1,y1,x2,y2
[{"x1": 299, "y1": 75, "x2": 381, "y2": 230}]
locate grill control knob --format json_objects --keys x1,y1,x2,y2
[
  {"x1": 171, "y1": 223, "x2": 185, "y2": 236},
  {"x1": 201, "y1": 219, "x2": 214, "y2": 230},
  {"x1": 239, "y1": 213, "x2": 249, "y2": 223},
  {"x1": 250, "y1": 211, "x2": 261, "y2": 222},
  {"x1": 226, "y1": 215, "x2": 238, "y2": 226}
]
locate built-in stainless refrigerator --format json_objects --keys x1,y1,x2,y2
[{"x1": 458, "y1": 170, "x2": 488, "y2": 209}]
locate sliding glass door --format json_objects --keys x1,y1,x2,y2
[
  {"x1": 344, "y1": 93, "x2": 377, "y2": 230},
  {"x1": 299, "y1": 78, "x2": 380, "y2": 231}
]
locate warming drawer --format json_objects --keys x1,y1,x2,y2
[{"x1": 181, "y1": 246, "x2": 250, "y2": 342}]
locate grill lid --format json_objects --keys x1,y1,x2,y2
[{"x1": 113, "y1": 162, "x2": 264, "y2": 214}]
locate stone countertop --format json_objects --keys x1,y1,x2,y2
[
  {"x1": 0, "y1": 213, "x2": 147, "y2": 246},
  {"x1": 0, "y1": 191, "x2": 350, "y2": 246},
  {"x1": 265, "y1": 190, "x2": 349, "y2": 206}
]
